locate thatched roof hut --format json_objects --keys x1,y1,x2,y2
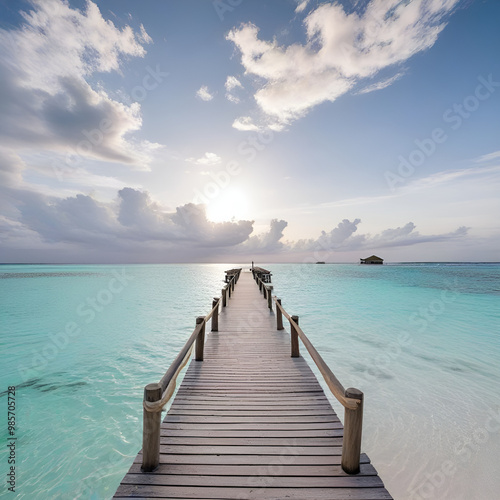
[{"x1": 360, "y1": 255, "x2": 384, "y2": 264}]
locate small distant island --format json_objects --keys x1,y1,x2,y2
[
  {"x1": 360, "y1": 255, "x2": 384, "y2": 265},
  {"x1": 316, "y1": 261, "x2": 326, "y2": 264}
]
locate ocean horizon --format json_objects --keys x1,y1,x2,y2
[{"x1": 1, "y1": 262, "x2": 499, "y2": 499}]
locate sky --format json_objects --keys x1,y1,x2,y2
[{"x1": 0, "y1": 0, "x2": 499, "y2": 263}]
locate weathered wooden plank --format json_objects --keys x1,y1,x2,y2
[
  {"x1": 162, "y1": 423, "x2": 340, "y2": 431},
  {"x1": 133, "y1": 452, "x2": 372, "y2": 466},
  {"x1": 168, "y1": 408, "x2": 336, "y2": 416},
  {"x1": 163, "y1": 415, "x2": 341, "y2": 424},
  {"x1": 158, "y1": 437, "x2": 344, "y2": 446},
  {"x1": 155, "y1": 445, "x2": 344, "y2": 455},
  {"x1": 125, "y1": 463, "x2": 378, "y2": 476},
  {"x1": 119, "y1": 473, "x2": 385, "y2": 488},
  {"x1": 114, "y1": 484, "x2": 392, "y2": 499},
  {"x1": 160, "y1": 429, "x2": 342, "y2": 438}
]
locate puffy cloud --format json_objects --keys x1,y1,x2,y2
[
  {"x1": 227, "y1": 0, "x2": 458, "y2": 127},
  {"x1": 232, "y1": 116, "x2": 260, "y2": 131},
  {"x1": 225, "y1": 76, "x2": 243, "y2": 103},
  {"x1": 296, "y1": 219, "x2": 468, "y2": 254},
  {"x1": 0, "y1": 0, "x2": 157, "y2": 167},
  {"x1": 186, "y1": 152, "x2": 222, "y2": 166},
  {"x1": 316, "y1": 218, "x2": 363, "y2": 250},
  {"x1": 225, "y1": 76, "x2": 243, "y2": 91},
  {"x1": 239, "y1": 219, "x2": 288, "y2": 253},
  {"x1": 196, "y1": 86, "x2": 215, "y2": 101},
  {"x1": 3, "y1": 186, "x2": 254, "y2": 254},
  {"x1": 0, "y1": 181, "x2": 471, "y2": 261}
]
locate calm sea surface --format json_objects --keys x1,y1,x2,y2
[{"x1": 1, "y1": 263, "x2": 499, "y2": 499}]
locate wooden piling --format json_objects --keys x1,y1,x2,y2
[
  {"x1": 211, "y1": 298, "x2": 219, "y2": 331},
  {"x1": 276, "y1": 298, "x2": 284, "y2": 330},
  {"x1": 341, "y1": 388, "x2": 364, "y2": 474},
  {"x1": 141, "y1": 383, "x2": 162, "y2": 472},
  {"x1": 195, "y1": 317, "x2": 205, "y2": 361},
  {"x1": 291, "y1": 315, "x2": 300, "y2": 357},
  {"x1": 267, "y1": 286, "x2": 273, "y2": 309}
]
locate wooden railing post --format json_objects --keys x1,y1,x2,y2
[
  {"x1": 141, "y1": 383, "x2": 162, "y2": 472},
  {"x1": 291, "y1": 315, "x2": 300, "y2": 357},
  {"x1": 259, "y1": 279, "x2": 263, "y2": 292},
  {"x1": 195, "y1": 317, "x2": 205, "y2": 361},
  {"x1": 263, "y1": 285, "x2": 267, "y2": 299},
  {"x1": 222, "y1": 287, "x2": 227, "y2": 307},
  {"x1": 276, "y1": 298, "x2": 284, "y2": 330},
  {"x1": 211, "y1": 298, "x2": 219, "y2": 331},
  {"x1": 267, "y1": 286, "x2": 273, "y2": 309},
  {"x1": 231, "y1": 277, "x2": 235, "y2": 291},
  {"x1": 228, "y1": 283, "x2": 232, "y2": 299},
  {"x1": 341, "y1": 388, "x2": 364, "y2": 474}
]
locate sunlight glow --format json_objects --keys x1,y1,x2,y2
[{"x1": 206, "y1": 188, "x2": 251, "y2": 222}]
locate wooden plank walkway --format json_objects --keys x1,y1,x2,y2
[{"x1": 114, "y1": 271, "x2": 392, "y2": 499}]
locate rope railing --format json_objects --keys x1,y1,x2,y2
[
  {"x1": 252, "y1": 271, "x2": 364, "y2": 475},
  {"x1": 141, "y1": 268, "x2": 241, "y2": 472}
]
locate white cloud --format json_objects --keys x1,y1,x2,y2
[
  {"x1": 196, "y1": 85, "x2": 215, "y2": 101},
  {"x1": 226, "y1": 94, "x2": 241, "y2": 104},
  {"x1": 232, "y1": 116, "x2": 260, "y2": 131},
  {"x1": 314, "y1": 165, "x2": 500, "y2": 211},
  {"x1": 356, "y1": 72, "x2": 405, "y2": 94},
  {"x1": 225, "y1": 76, "x2": 243, "y2": 92},
  {"x1": 0, "y1": 0, "x2": 158, "y2": 167},
  {"x1": 0, "y1": 174, "x2": 472, "y2": 261},
  {"x1": 292, "y1": 219, "x2": 468, "y2": 254},
  {"x1": 138, "y1": 24, "x2": 153, "y2": 44},
  {"x1": 227, "y1": 0, "x2": 458, "y2": 128},
  {"x1": 404, "y1": 165, "x2": 500, "y2": 191},
  {"x1": 475, "y1": 150, "x2": 500, "y2": 163},
  {"x1": 225, "y1": 76, "x2": 243, "y2": 103},
  {"x1": 239, "y1": 219, "x2": 288, "y2": 253},
  {"x1": 295, "y1": 1, "x2": 310, "y2": 14},
  {"x1": 186, "y1": 152, "x2": 222, "y2": 166},
  {"x1": 1, "y1": 186, "x2": 254, "y2": 252}
]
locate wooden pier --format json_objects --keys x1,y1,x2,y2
[{"x1": 114, "y1": 269, "x2": 392, "y2": 499}]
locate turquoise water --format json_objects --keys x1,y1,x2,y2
[{"x1": 1, "y1": 263, "x2": 499, "y2": 499}]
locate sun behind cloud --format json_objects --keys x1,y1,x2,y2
[{"x1": 205, "y1": 188, "x2": 252, "y2": 223}]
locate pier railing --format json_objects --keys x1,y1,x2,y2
[
  {"x1": 141, "y1": 268, "x2": 241, "y2": 472},
  {"x1": 253, "y1": 272, "x2": 364, "y2": 475}
]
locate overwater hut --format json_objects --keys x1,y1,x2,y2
[{"x1": 360, "y1": 255, "x2": 384, "y2": 265}]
